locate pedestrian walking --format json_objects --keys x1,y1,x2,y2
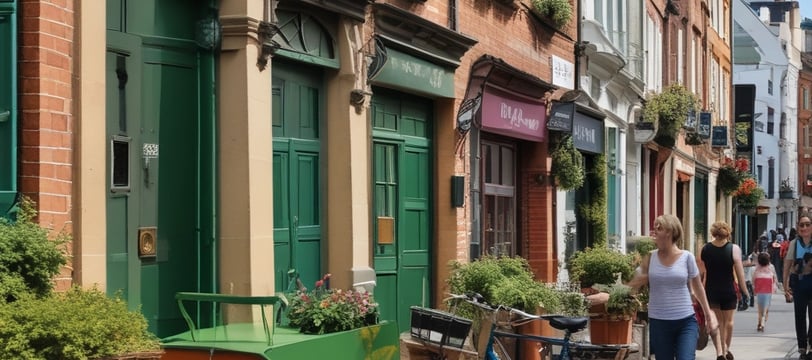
[
  {"x1": 783, "y1": 213, "x2": 812, "y2": 360},
  {"x1": 740, "y1": 250, "x2": 756, "y2": 310},
  {"x1": 753, "y1": 252, "x2": 778, "y2": 332},
  {"x1": 699, "y1": 221, "x2": 749, "y2": 360},
  {"x1": 628, "y1": 214, "x2": 719, "y2": 360}
]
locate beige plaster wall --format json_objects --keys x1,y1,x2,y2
[{"x1": 75, "y1": 0, "x2": 107, "y2": 289}]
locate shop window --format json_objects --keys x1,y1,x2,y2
[{"x1": 481, "y1": 141, "x2": 516, "y2": 257}]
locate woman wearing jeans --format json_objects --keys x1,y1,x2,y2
[
  {"x1": 783, "y1": 213, "x2": 812, "y2": 360},
  {"x1": 629, "y1": 214, "x2": 718, "y2": 359}
]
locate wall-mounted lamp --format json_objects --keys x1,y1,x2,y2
[{"x1": 350, "y1": 89, "x2": 372, "y2": 114}]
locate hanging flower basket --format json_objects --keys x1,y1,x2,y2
[
  {"x1": 717, "y1": 157, "x2": 750, "y2": 196},
  {"x1": 643, "y1": 84, "x2": 698, "y2": 148},
  {"x1": 735, "y1": 178, "x2": 764, "y2": 209}
]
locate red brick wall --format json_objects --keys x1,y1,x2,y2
[{"x1": 18, "y1": 0, "x2": 75, "y2": 291}]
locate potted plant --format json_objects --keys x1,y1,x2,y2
[
  {"x1": 550, "y1": 135, "x2": 585, "y2": 191},
  {"x1": 567, "y1": 247, "x2": 634, "y2": 290},
  {"x1": 780, "y1": 178, "x2": 795, "y2": 199},
  {"x1": 530, "y1": 0, "x2": 573, "y2": 28},
  {"x1": 589, "y1": 283, "x2": 641, "y2": 345},
  {"x1": 447, "y1": 256, "x2": 556, "y2": 360},
  {"x1": 643, "y1": 84, "x2": 698, "y2": 148}
]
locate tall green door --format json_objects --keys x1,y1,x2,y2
[
  {"x1": 272, "y1": 61, "x2": 322, "y2": 292},
  {"x1": 106, "y1": 31, "x2": 143, "y2": 306},
  {"x1": 372, "y1": 89, "x2": 433, "y2": 333}
]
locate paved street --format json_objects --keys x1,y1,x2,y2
[{"x1": 695, "y1": 289, "x2": 798, "y2": 360}]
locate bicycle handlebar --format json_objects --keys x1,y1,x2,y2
[{"x1": 447, "y1": 292, "x2": 540, "y2": 321}]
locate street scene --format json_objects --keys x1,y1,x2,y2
[{"x1": 4, "y1": 0, "x2": 812, "y2": 359}]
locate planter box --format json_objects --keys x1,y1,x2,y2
[
  {"x1": 589, "y1": 317, "x2": 633, "y2": 345},
  {"x1": 780, "y1": 190, "x2": 794, "y2": 199}
]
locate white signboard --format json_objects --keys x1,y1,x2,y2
[{"x1": 551, "y1": 55, "x2": 574, "y2": 89}]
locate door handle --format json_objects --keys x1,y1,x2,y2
[{"x1": 0, "y1": 110, "x2": 9, "y2": 122}]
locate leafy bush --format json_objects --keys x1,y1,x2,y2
[
  {"x1": 448, "y1": 256, "x2": 558, "y2": 313},
  {"x1": 0, "y1": 287, "x2": 161, "y2": 359},
  {"x1": 287, "y1": 274, "x2": 379, "y2": 334},
  {"x1": 531, "y1": 0, "x2": 573, "y2": 27},
  {"x1": 0, "y1": 197, "x2": 67, "y2": 302},
  {"x1": 568, "y1": 247, "x2": 634, "y2": 288},
  {"x1": 551, "y1": 135, "x2": 584, "y2": 191}
]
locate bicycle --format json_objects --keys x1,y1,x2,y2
[{"x1": 447, "y1": 293, "x2": 633, "y2": 360}]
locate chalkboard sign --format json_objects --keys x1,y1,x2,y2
[
  {"x1": 698, "y1": 112, "x2": 711, "y2": 139},
  {"x1": 547, "y1": 101, "x2": 574, "y2": 132},
  {"x1": 711, "y1": 126, "x2": 727, "y2": 147}
]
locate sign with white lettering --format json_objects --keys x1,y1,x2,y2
[
  {"x1": 547, "y1": 101, "x2": 575, "y2": 132},
  {"x1": 698, "y1": 112, "x2": 711, "y2": 138},
  {"x1": 480, "y1": 86, "x2": 547, "y2": 142},
  {"x1": 711, "y1": 126, "x2": 727, "y2": 147},
  {"x1": 551, "y1": 55, "x2": 574, "y2": 89},
  {"x1": 572, "y1": 112, "x2": 604, "y2": 153}
]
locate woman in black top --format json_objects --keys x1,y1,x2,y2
[{"x1": 699, "y1": 221, "x2": 749, "y2": 360}]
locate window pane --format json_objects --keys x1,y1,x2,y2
[
  {"x1": 483, "y1": 144, "x2": 492, "y2": 184},
  {"x1": 501, "y1": 146, "x2": 514, "y2": 186}
]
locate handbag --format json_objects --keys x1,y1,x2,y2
[{"x1": 694, "y1": 302, "x2": 709, "y2": 350}]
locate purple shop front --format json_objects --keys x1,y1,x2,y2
[{"x1": 480, "y1": 86, "x2": 547, "y2": 142}]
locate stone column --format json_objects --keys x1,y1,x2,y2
[{"x1": 217, "y1": 0, "x2": 275, "y2": 296}]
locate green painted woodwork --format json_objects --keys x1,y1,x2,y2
[
  {"x1": 106, "y1": 31, "x2": 144, "y2": 309},
  {"x1": 607, "y1": 128, "x2": 617, "y2": 238},
  {"x1": 0, "y1": 2, "x2": 16, "y2": 215},
  {"x1": 164, "y1": 292, "x2": 396, "y2": 360},
  {"x1": 272, "y1": 61, "x2": 323, "y2": 293},
  {"x1": 273, "y1": 10, "x2": 339, "y2": 69},
  {"x1": 694, "y1": 173, "x2": 708, "y2": 241},
  {"x1": 371, "y1": 48, "x2": 455, "y2": 98},
  {"x1": 107, "y1": 0, "x2": 218, "y2": 338},
  {"x1": 162, "y1": 320, "x2": 399, "y2": 359},
  {"x1": 371, "y1": 88, "x2": 433, "y2": 334}
]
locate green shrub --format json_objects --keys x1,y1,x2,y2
[
  {"x1": 0, "y1": 197, "x2": 67, "y2": 302},
  {"x1": 567, "y1": 247, "x2": 634, "y2": 288},
  {"x1": 0, "y1": 287, "x2": 160, "y2": 360},
  {"x1": 448, "y1": 256, "x2": 557, "y2": 312}
]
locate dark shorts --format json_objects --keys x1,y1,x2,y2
[{"x1": 707, "y1": 291, "x2": 738, "y2": 310}]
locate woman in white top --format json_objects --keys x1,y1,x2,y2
[{"x1": 629, "y1": 214, "x2": 719, "y2": 360}]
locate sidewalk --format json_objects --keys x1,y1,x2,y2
[{"x1": 695, "y1": 291, "x2": 797, "y2": 360}]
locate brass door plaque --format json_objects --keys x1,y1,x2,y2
[
  {"x1": 377, "y1": 216, "x2": 394, "y2": 245},
  {"x1": 138, "y1": 227, "x2": 157, "y2": 258}
]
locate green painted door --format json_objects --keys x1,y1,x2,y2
[
  {"x1": 272, "y1": 61, "x2": 322, "y2": 292},
  {"x1": 371, "y1": 89, "x2": 433, "y2": 333},
  {"x1": 0, "y1": 3, "x2": 16, "y2": 216},
  {"x1": 106, "y1": 31, "x2": 143, "y2": 306}
]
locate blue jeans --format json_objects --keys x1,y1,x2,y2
[{"x1": 650, "y1": 315, "x2": 699, "y2": 360}]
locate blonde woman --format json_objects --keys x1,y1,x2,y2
[
  {"x1": 698, "y1": 221, "x2": 749, "y2": 360},
  {"x1": 629, "y1": 214, "x2": 718, "y2": 359}
]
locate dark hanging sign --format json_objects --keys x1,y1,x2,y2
[
  {"x1": 456, "y1": 95, "x2": 482, "y2": 133},
  {"x1": 572, "y1": 112, "x2": 604, "y2": 153},
  {"x1": 734, "y1": 84, "x2": 756, "y2": 152},
  {"x1": 698, "y1": 112, "x2": 711, "y2": 139},
  {"x1": 711, "y1": 126, "x2": 728, "y2": 147},
  {"x1": 685, "y1": 110, "x2": 697, "y2": 129},
  {"x1": 547, "y1": 101, "x2": 575, "y2": 132}
]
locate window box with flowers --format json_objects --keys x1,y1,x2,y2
[
  {"x1": 529, "y1": 0, "x2": 573, "y2": 29},
  {"x1": 780, "y1": 178, "x2": 795, "y2": 199},
  {"x1": 287, "y1": 274, "x2": 380, "y2": 335}
]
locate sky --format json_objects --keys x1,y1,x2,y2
[{"x1": 804, "y1": 1, "x2": 812, "y2": 22}]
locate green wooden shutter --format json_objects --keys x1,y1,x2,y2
[{"x1": 0, "y1": 1, "x2": 16, "y2": 215}]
